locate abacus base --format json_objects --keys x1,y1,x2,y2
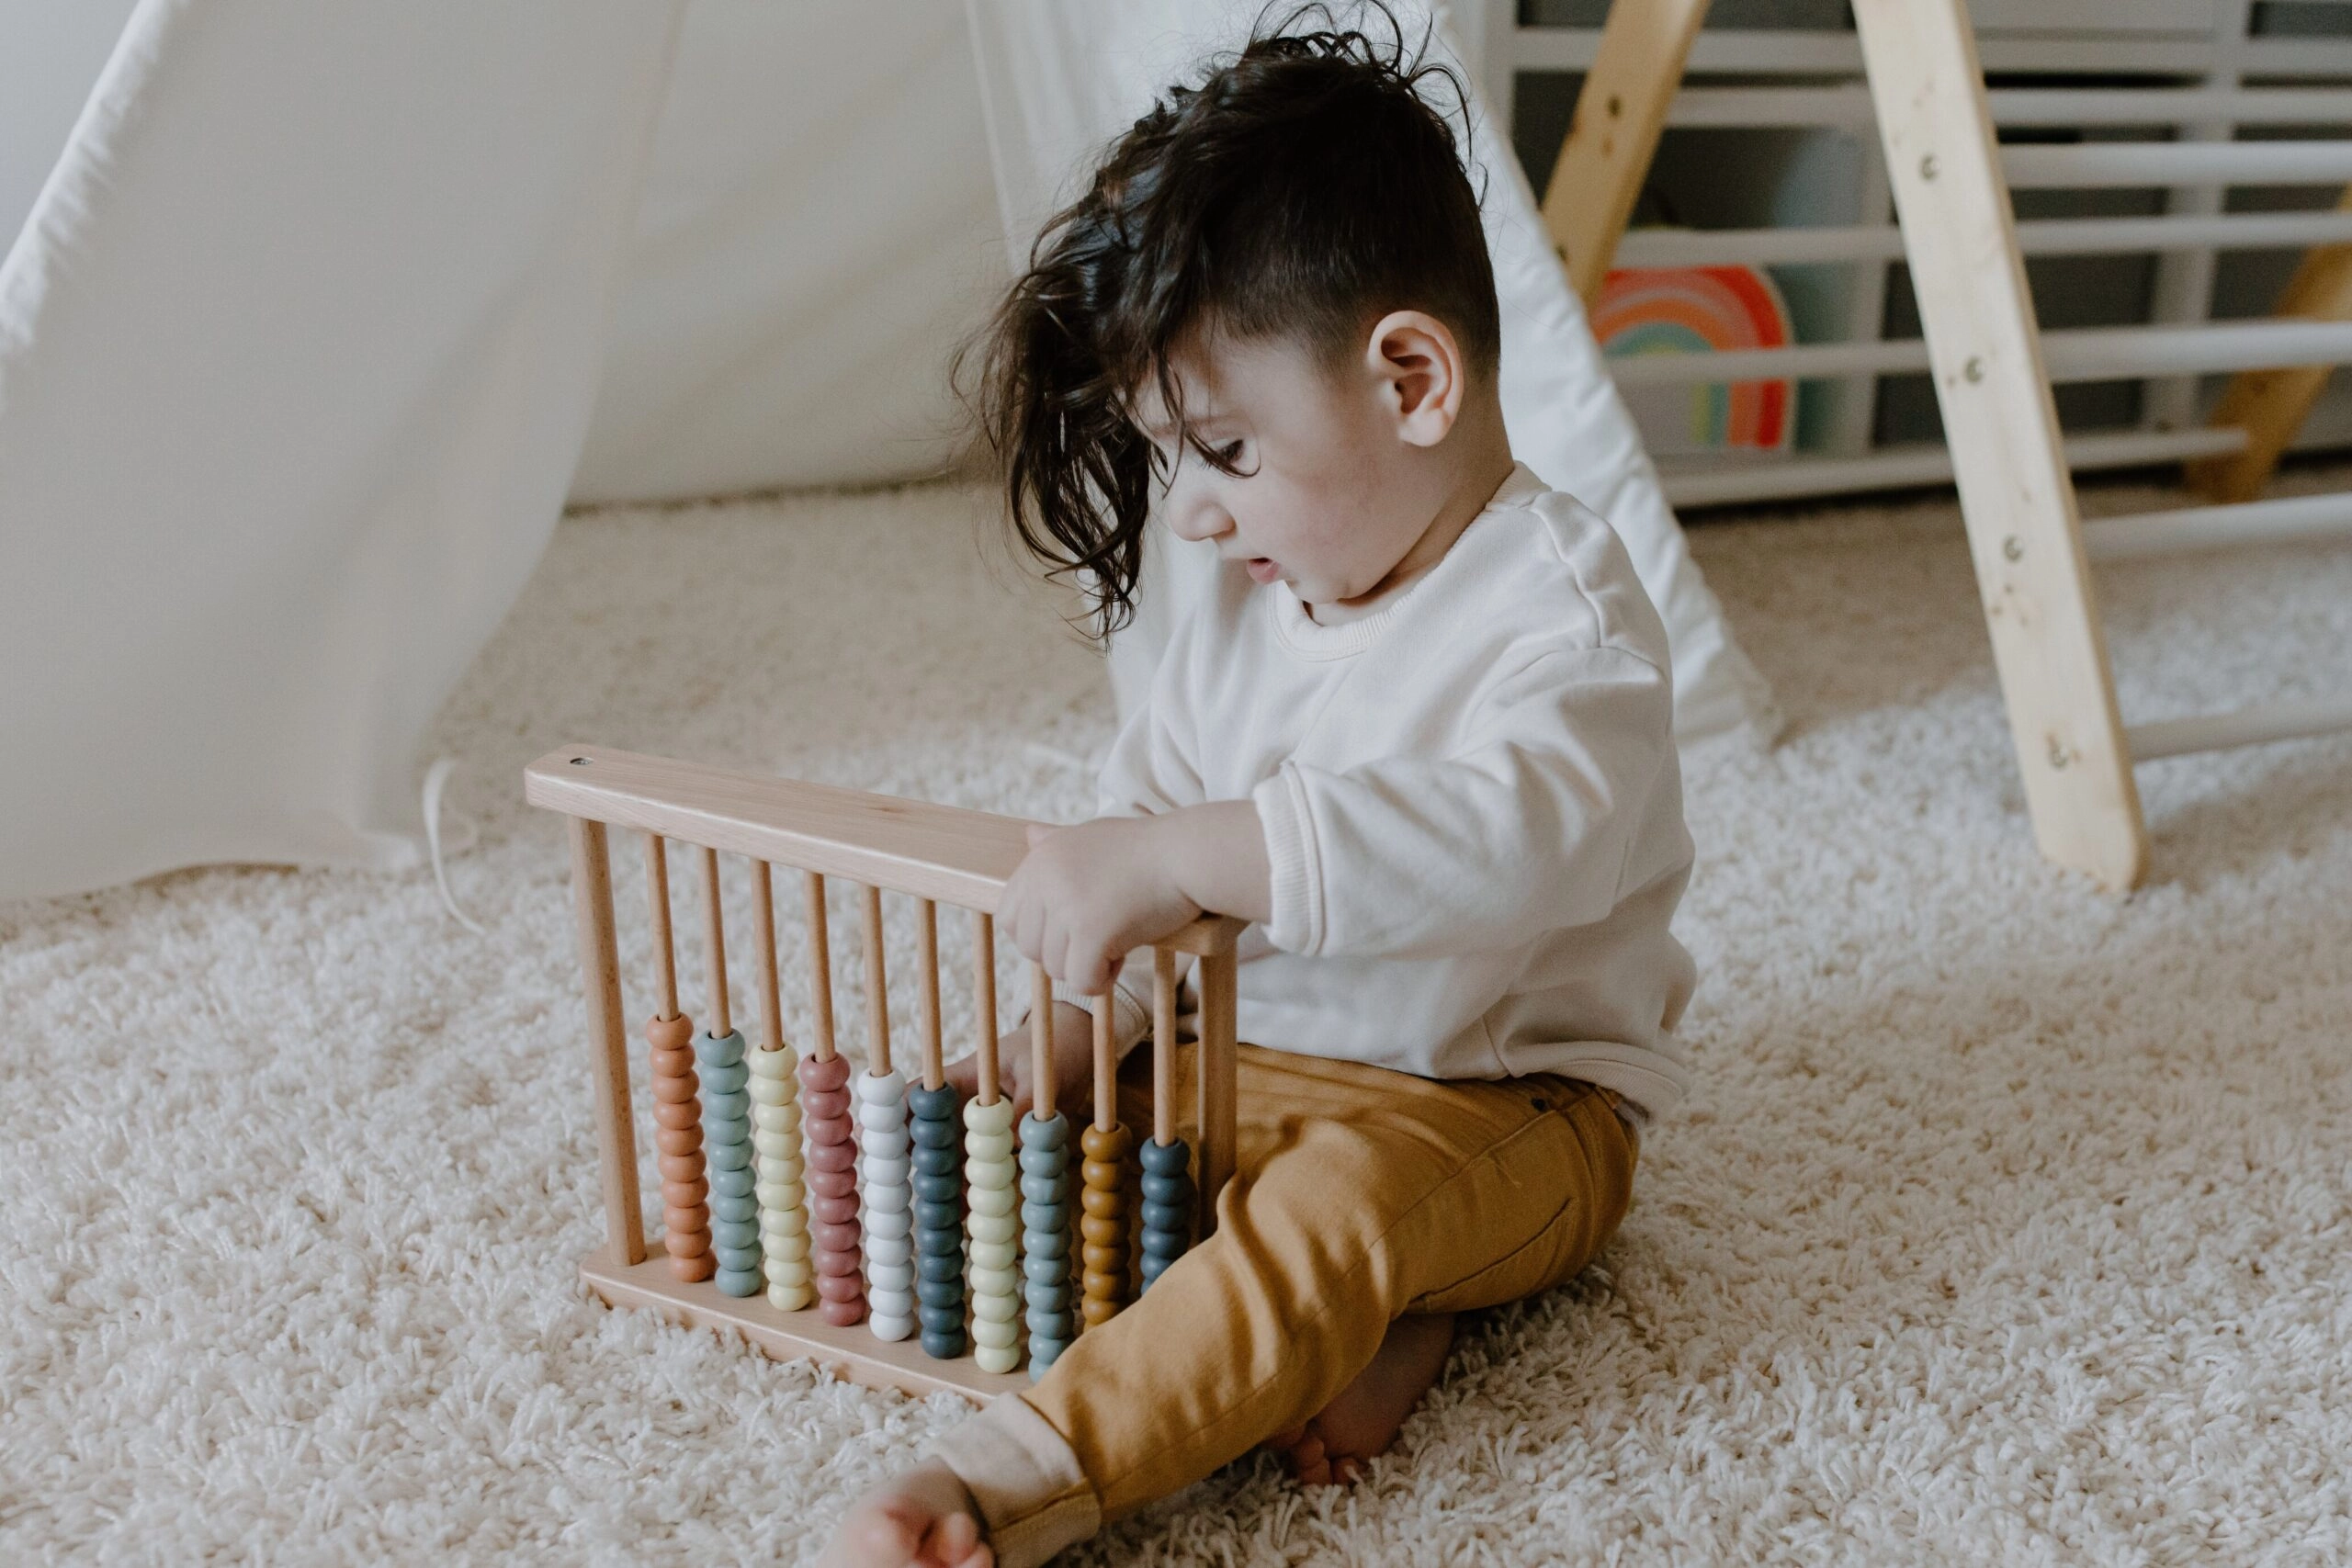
[{"x1": 580, "y1": 1251, "x2": 1033, "y2": 1403}]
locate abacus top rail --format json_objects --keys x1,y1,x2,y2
[{"x1": 526, "y1": 745, "x2": 1245, "y2": 957}]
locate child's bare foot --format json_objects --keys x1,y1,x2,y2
[
  {"x1": 1263, "y1": 1311, "x2": 1456, "y2": 1487},
  {"x1": 817, "y1": 1456, "x2": 992, "y2": 1568}
]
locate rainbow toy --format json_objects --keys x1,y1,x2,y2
[{"x1": 1594, "y1": 261, "x2": 1794, "y2": 457}]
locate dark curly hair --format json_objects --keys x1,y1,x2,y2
[{"x1": 956, "y1": 2, "x2": 1498, "y2": 643}]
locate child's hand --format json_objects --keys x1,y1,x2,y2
[
  {"x1": 943, "y1": 1002, "x2": 1095, "y2": 1122},
  {"x1": 1001, "y1": 818, "x2": 1201, "y2": 995}
]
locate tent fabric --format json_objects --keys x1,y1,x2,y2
[
  {"x1": 966, "y1": 0, "x2": 1779, "y2": 749},
  {"x1": 0, "y1": 0, "x2": 1773, "y2": 905},
  {"x1": 0, "y1": 0, "x2": 684, "y2": 901}
]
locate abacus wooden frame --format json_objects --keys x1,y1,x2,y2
[{"x1": 528, "y1": 743, "x2": 1247, "y2": 1404}]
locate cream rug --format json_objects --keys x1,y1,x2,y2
[{"x1": 4, "y1": 473, "x2": 2348, "y2": 1565}]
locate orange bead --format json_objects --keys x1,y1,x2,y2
[
  {"x1": 667, "y1": 1227, "x2": 710, "y2": 1259},
  {"x1": 665, "y1": 1175, "x2": 707, "y2": 1208},
  {"x1": 647, "y1": 1015, "x2": 695, "y2": 1051},
  {"x1": 1080, "y1": 1186, "x2": 1123, "y2": 1221},
  {"x1": 656, "y1": 1125, "x2": 703, "y2": 1156},
  {"x1": 663, "y1": 1203, "x2": 708, "y2": 1235},
  {"x1": 670, "y1": 1249, "x2": 716, "y2": 1283},
  {"x1": 653, "y1": 1100, "x2": 699, "y2": 1131},
  {"x1": 652, "y1": 1073, "x2": 699, "y2": 1105},
  {"x1": 657, "y1": 1151, "x2": 704, "y2": 1183}
]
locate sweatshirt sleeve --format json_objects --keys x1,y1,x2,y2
[{"x1": 1250, "y1": 644, "x2": 1675, "y2": 960}]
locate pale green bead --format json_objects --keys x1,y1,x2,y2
[
  {"x1": 963, "y1": 1097, "x2": 1014, "y2": 1134},
  {"x1": 757, "y1": 1180, "x2": 806, "y2": 1213},
  {"x1": 747, "y1": 1046, "x2": 798, "y2": 1079},
  {"x1": 969, "y1": 1263, "x2": 1020, "y2": 1297},
  {"x1": 968, "y1": 1238, "x2": 1016, "y2": 1270},
  {"x1": 967, "y1": 1213, "x2": 1017, "y2": 1246},
  {"x1": 768, "y1": 1283, "x2": 814, "y2": 1312},
  {"x1": 967, "y1": 1183, "x2": 1015, "y2": 1218},
  {"x1": 763, "y1": 1229, "x2": 811, "y2": 1259},
  {"x1": 972, "y1": 1317, "x2": 1020, "y2": 1352},
  {"x1": 753, "y1": 1129, "x2": 799, "y2": 1160},
  {"x1": 964, "y1": 1163, "x2": 1012, "y2": 1194},
  {"x1": 764, "y1": 1256, "x2": 813, "y2": 1287},
  {"x1": 971, "y1": 1291, "x2": 1019, "y2": 1324},
  {"x1": 965, "y1": 1129, "x2": 1014, "y2": 1163},
  {"x1": 753, "y1": 1100, "x2": 800, "y2": 1131}
]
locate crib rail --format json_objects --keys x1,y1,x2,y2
[{"x1": 526, "y1": 744, "x2": 1242, "y2": 1403}]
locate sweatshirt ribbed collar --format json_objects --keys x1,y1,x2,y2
[{"x1": 1269, "y1": 462, "x2": 1546, "y2": 660}]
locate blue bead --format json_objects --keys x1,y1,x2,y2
[
  {"x1": 918, "y1": 1299, "x2": 965, "y2": 1329},
  {"x1": 915, "y1": 1171, "x2": 961, "y2": 1202},
  {"x1": 910, "y1": 1117, "x2": 958, "y2": 1150},
  {"x1": 1018, "y1": 1112, "x2": 1069, "y2": 1151},
  {"x1": 705, "y1": 1141, "x2": 751, "y2": 1172},
  {"x1": 922, "y1": 1329, "x2": 968, "y2": 1359},
  {"x1": 1028, "y1": 1330, "x2": 1067, "y2": 1361},
  {"x1": 908, "y1": 1084, "x2": 959, "y2": 1121},
  {"x1": 917, "y1": 1226, "x2": 964, "y2": 1257},
  {"x1": 699, "y1": 1060, "x2": 749, "y2": 1095},
  {"x1": 714, "y1": 1241, "x2": 763, "y2": 1270},
  {"x1": 701, "y1": 1089, "x2": 750, "y2": 1121},
  {"x1": 715, "y1": 1267, "x2": 763, "y2": 1297},
  {"x1": 711, "y1": 1217, "x2": 760, "y2": 1246},
  {"x1": 1021, "y1": 1220, "x2": 1069, "y2": 1257},
  {"x1": 1019, "y1": 1172, "x2": 1067, "y2": 1205},
  {"x1": 916, "y1": 1200, "x2": 961, "y2": 1231},
  {"x1": 709, "y1": 1193, "x2": 758, "y2": 1224},
  {"x1": 695, "y1": 1030, "x2": 747, "y2": 1067},
  {"x1": 1022, "y1": 1254, "x2": 1069, "y2": 1287},
  {"x1": 919, "y1": 1252, "x2": 965, "y2": 1283},
  {"x1": 708, "y1": 1164, "x2": 754, "y2": 1199},
  {"x1": 1140, "y1": 1171, "x2": 1192, "y2": 1205},
  {"x1": 912, "y1": 1147, "x2": 959, "y2": 1179},
  {"x1": 1140, "y1": 1199, "x2": 1188, "y2": 1232},
  {"x1": 1140, "y1": 1255, "x2": 1174, "y2": 1292},
  {"x1": 1020, "y1": 1201, "x2": 1067, "y2": 1234},
  {"x1": 917, "y1": 1274, "x2": 964, "y2": 1303},
  {"x1": 1137, "y1": 1138, "x2": 1190, "y2": 1175},
  {"x1": 1016, "y1": 1144, "x2": 1065, "y2": 1176}
]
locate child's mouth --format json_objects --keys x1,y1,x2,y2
[{"x1": 1246, "y1": 557, "x2": 1282, "y2": 583}]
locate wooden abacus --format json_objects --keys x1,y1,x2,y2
[{"x1": 528, "y1": 744, "x2": 1243, "y2": 1401}]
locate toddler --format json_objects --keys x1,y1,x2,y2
[{"x1": 822, "y1": 13, "x2": 1694, "y2": 1565}]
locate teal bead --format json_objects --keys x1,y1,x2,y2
[
  {"x1": 915, "y1": 1199, "x2": 960, "y2": 1231},
  {"x1": 706, "y1": 1141, "x2": 751, "y2": 1172},
  {"x1": 702, "y1": 1089, "x2": 751, "y2": 1121},
  {"x1": 910, "y1": 1118, "x2": 957, "y2": 1151},
  {"x1": 1141, "y1": 1199, "x2": 1188, "y2": 1232},
  {"x1": 908, "y1": 1083, "x2": 959, "y2": 1122},
  {"x1": 1137, "y1": 1137, "x2": 1190, "y2": 1175},
  {"x1": 1016, "y1": 1143, "x2": 1065, "y2": 1176},
  {"x1": 696, "y1": 1030, "x2": 747, "y2": 1067},
  {"x1": 715, "y1": 1241, "x2": 763, "y2": 1270},
  {"x1": 915, "y1": 1170, "x2": 960, "y2": 1201},
  {"x1": 1018, "y1": 1112, "x2": 1069, "y2": 1151},
  {"x1": 1021, "y1": 1224, "x2": 1069, "y2": 1259},
  {"x1": 709, "y1": 1164, "x2": 755, "y2": 1199},
  {"x1": 709, "y1": 1193, "x2": 758, "y2": 1224},
  {"x1": 715, "y1": 1266, "x2": 763, "y2": 1297},
  {"x1": 1019, "y1": 1172, "x2": 1067, "y2": 1204},
  {"x1": 1022, "y1": 1255, "x2": 1069, "y2": 1287},
  {"x1": 917, "y1": 1225, "x2": 963, "y2": 1257},
  {"x1": 922, "y1": 1328, "x2": 967, "y2": 1359},
  {"x1": 1140, "y1": 1171, "x2": 1192, "y2": 1205},
  {"x1": 699, "y1": 1060, "x2": 750, "y2": 1094},
  {"x1": 1021, "y1": 1200, "x2": 1069, "y2": 1233},
  {"x1": 919, "y1": 1254, "x2": 964, "y2": 1284}
]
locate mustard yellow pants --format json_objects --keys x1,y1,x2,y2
[{"x1": 930, "y1": 1039, "x2": 1639, "y2": 1566}]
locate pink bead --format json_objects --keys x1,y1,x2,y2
[
  {"x1": 820, "y1": 1298, "x2": 866, "y2": 1326},
  {"x1": 798, "y1": 1055, "x2": 851, "y2": 1092},
  {"x1": 800, "y1": 1087, "x2": 851, "y2": 1120},
  {"x1": 806, "y1": 1168, "x2": 856, "y2": 1201},
  {"x1": 817, "y1": 1271, "x2": 865, "y2": 1303},
  {"x1": 813, "y1": 1194, "x2": 859, "y2": 1225},
  {"x1": 814, "y1": 1220, "x2": 862, "y2": 1252},
  {"x1": 805, "y1": 1130, "x2": 856, "y2": 1163},
  {"x1": 816, "y1": 1248, "x2": 861, "y2": 1278}
]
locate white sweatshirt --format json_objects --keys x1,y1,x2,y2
[{"x1": 1094, "y1": 463, "x2": 1698, "y2": 1127}]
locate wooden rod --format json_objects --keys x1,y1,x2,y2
[
  {"x1": 861, "y1": 883, "x2": 891, "y2": 1077},
  {"x1": 752, "y1": 860, "x2": 784, "y2": 1053},
  {"x1": 804, "y1": 870, "x2": 836, "y2": 1061},
  {"x1": 1196, "y1": 949, "x2": 1238, "y2": 1236},
  {"x1": 1092, "y1": 992, "x2": 1115, "y2": 1133},
  {"x1": 917, "y1": 898, "x2": 943, "y2": 1090},
  {"x1": 972, "y1": 911, "x2": 1000, "y2": 1107},
  {"x1": 1152, "y1": 948, "x2": 1176, "y2": 1147},
  {"x1": 643, "y1": 833, "x2": 678, "y2": 1020},
  {"x1": 699, "y1": 845, "x2": 729, "y2": 1037},
  {"x1": 1029, "y1": 962, "x2": 1054, "y2": 1121},
  {"x1": 571, "y1": 818, "x2": 645, "y2": 1266}
]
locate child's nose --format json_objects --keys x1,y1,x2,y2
[{"x1": 1169, "y1": 494, "x2": 1234, "y2": 545}]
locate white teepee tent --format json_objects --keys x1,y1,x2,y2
[{"x1": 0, "y1": 0, "x2": 1773, "y2": 903}]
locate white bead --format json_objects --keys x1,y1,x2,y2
[
  {"x1": 866, "y1": 1259, "x2": 913, "y2": 1292},
  {"x1": 963, "y1": 1097, "x2": 1014, "y2": 1133},
  {"x1": 967, "y1": 1238, "x2": 1016, "y2": 1271},
  {"x1": 860, "y1": 1128, "x2": 910, "y2": 1161},
  {"x1": 869, "y1": 1313, "x2": 914, "y2": 1343},
  {"x1": 856, "y1": 1070, "x2": 906, "y2": 1105},
  {"x1": 865, "y1": 1234, "x2": 912, "y2": 1266},
  {"x1": 860, "y1": 1154, "x2": 910, "y2": 1189},
  {"x1": 864, "y1": 1209, "x2": 911, "y2": 1242},
  {"x1": 967, "y1": 1212, "x2": 1017, "y2": 1245}
]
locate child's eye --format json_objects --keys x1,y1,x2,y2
[{"x1": 1214, "y1": 440, "x2": 1246, "y2": 468}]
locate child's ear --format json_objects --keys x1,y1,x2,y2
[{"x1": 1363, "y1": 310, "x2": 1466, "y2": 448}]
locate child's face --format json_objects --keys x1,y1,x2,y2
[{"x1": 1133, "y1": 321, "x2": 1466, "y2": 608}]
